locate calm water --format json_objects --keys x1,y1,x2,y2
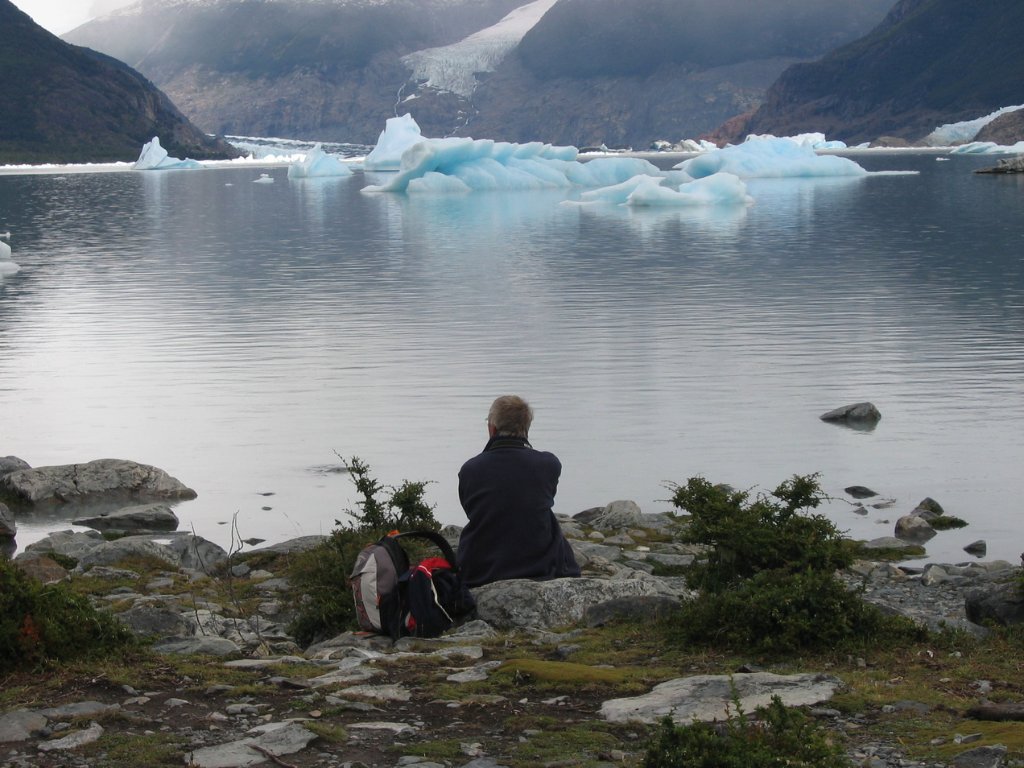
[{"x1": 1, "y1": 152, "x2": 1023, "y2": 563}]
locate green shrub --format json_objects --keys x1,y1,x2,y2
[
  {"x1": 0, "y1": 558, "x2": 135, "y2": 672},
  {"x1": 668, "y1": 568, "x2": 925, "y2": 655},
  {"x1": 670, "y1": 474, "x2": 853, "y2": 592},
  {"x1": 286, "y1": 456, "x2": 439, "y2": 646},
  {"x1": 666, "y1": 473, "x2": 924, "y2": 655},
  {"x1": 643, "y1": 695, "x2": 848, "y2": 768},
  {"x1": 341, "y1": 456, "x2": 438, "y2": 532}
]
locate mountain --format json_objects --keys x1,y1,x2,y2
[
  {"x1": 732, "y1": 0, "x2": 1024, "y2": 144},
  {"x1": 0, "y1": 0, "x2": 238, "y2": 164},
  {"x1": 65, "y1": 0, "x2": 893, "y2": 148}
]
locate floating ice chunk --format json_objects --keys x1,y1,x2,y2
[
  {"x1": 925, "y1": 105, "x2": 1024, "y2": 146},
  {"x1": 676, "y1": 137, "x2": 867, "y2": 179},
  {"x1": 132, "y1": 136, "x2": 202, "y2": 171},
  {"x1": 364, "y1": 114, "x2": 426, "y2": 171},
  {"x1": 0, "y1": 238, "x2": 20, "y2": 276},
  {"x1": 287, "y1": 144, "x2": 352, "y2": 179},
  {"x1": 574, "y1": 174, "x2": 667, "y2": 205},
  {"x1": 563, "y1": 157, "x2": 662, "y2": 187},
  {"x1": 407, "y1": 172, "x2": 473, "y2": 194},
  {"x1": 627, "y1": 173, "x2": 753, "y2": 207},
  {"x1": 253, "y1": 173, "x2": 275, "y2": 184},
  {"x1": 364, "y1": 137, "x2": 661, "y2": 194},
  {"x1": 744, "y1": 132, "x2": 847, "y2": 150}
]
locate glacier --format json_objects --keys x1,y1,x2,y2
[
  {"x1": 925, "y1": 105, "x2": 1024, "y2": 146},
  {"x1": 401, "y1": 0, "x2": 559, "y2": 98},
  {"x1": 949, "y1": 140, "x2": 1024, "y2": 155},
  {"x1": 287, "y1": 143, "x2": 353, "y2": 178},
  {"x1": 133, "y1": 136, "x2": 203, "y2": 171},
  {"x1": 675, "y1": 137, "x2": 867, "y2": 179},
  {"x1": 363, "y1": 114, "x2": 426, "y2": 171}
]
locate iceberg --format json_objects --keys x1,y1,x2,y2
[
  {"x1": 364, "y1": 114, "x2": 426, "y2": 171},
  {"x1": 568, "y1": 173, "x2": 752, "y2": 208},
  {"x1": 363, "y1": 137, "x2": 661, "y2": 194},
  {"x1": 675, "y1": 137, "x2": 867, "y2": 179},
  {"x1": 626, "y1": 173, "x2": 753, "y2": 207},
  {"x1": 287, "y1": 144, "x2": 352, "y2": 179},
  {"x1": 132, "y1": 136, "x2": 203, "y2": 171},
  {"x1": 0, "y1": 236, "x2": 20, "y2": 277}
]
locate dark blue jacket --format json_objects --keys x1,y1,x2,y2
[{"x1": 456, "y1": 435, "x2": 581, "y2": 588}]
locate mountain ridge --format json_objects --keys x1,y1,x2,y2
[
  {"x1": 65, "y1": 0, "x2": 894, "y2": 148},
  {"x1": 730, "y1": 0, "x2": 1024, "y2": 144},
  {"x1": 0, "y1": 0, "x2": 238, "y2": 164}
]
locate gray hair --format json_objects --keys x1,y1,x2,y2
[{"x1": 488, "y1": 395, "x2": 533, "y2": 438}]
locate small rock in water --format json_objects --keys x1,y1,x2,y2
[
  {"x1": 845, "y1": 486, "x2": 878, "y2": 499},
  {"x1": 963, "y1": 540, "x2": 987, "y2": 556},
  {"x1": 819, "y1": 402, "x2": 881, "y2": 427}
]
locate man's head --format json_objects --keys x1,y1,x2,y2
[{"x1": 487, "y1": 395, "x2": 533, "y2": 438}]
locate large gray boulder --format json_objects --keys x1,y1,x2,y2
[
  {"x1": 0, "y1": 456, "x2": 30, "y2": 478},
  {"x1": 895, "y1": 513, "x2": 937, "y2": 543},
  {"x1": 21, "y1": 530, "x2": 228, "y2": 573},
  {"x1": 472, "y1": 576, "x2": 691, "y2": 630},
  {"x1": 72, "y1": 503, "x2": 179, "y2": 534},
  {"x1": 600, "y1": 672, "x2": 843, "y2": 725},
  {"x1": 965, "y1": 581, "x2": 1024, "y2": 627},
  {"x1": 0, "y1": 459, "x2": 196, "y2": 505},
  {"x1": 0, "y1": 501, "x2": 15, "y2": 539},
  {"x1": 574, "y1": 500, "x2": 645, "y2": 530}
]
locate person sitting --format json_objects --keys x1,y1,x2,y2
[{"x1": 456, "y1": 395, "x2": 581, "y2": 588}]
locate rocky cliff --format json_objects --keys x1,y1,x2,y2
[
  {"x1": 64, "y1": 0, "x2": 892, "y2": 147},
  {"x1": 0, "y1": 0, "x2": 238, "y2": 164},
  {"x1": 732, "y1": 0, "x2": 1024, "y2": 144}
]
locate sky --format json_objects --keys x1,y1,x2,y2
[{"x1": 10, "y1": 0, "x2": 132, "y2": 35}]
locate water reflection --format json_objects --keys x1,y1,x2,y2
[{"x1": 1, "y1": 155, "x2": 1023, "y2": 565}]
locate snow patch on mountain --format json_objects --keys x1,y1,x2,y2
[{"x1": 402, "y1": 0, "x2": 558, "y2": 98}]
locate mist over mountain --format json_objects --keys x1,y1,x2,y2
[
  {"x1": 516, "y1": 0, "x2": 896, "y2": 79},
  {"x1": 64, "y1": 0, "x2": 893, "y2": 148},
  {"x1": 0, "y1": 0, "x2": 237, "y2": 164},
  {"x1": 732, "y1": 0, "x2": 1024, "y2": 144}
]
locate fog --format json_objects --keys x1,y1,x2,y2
[{"x1": 11, "y1": 0, "x2": 132, "y2": 34}]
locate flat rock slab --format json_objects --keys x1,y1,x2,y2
[
  {"x1": 473, "y1": 576, "x2": 691, "y2": 630},
  {"x1": 187, "y1": 722, "x2": 318, "y2": 768},
  {"x1": 0, "y1": 459, "x2": 196, "y2": 505},
  {"x1": 37, "y1": 722, "x2": 104, "y2": 752},
  {"x1": 0, "y1": 710, "x2": 48, "y2": 743},
  {"x1": 600, "y1": 672, "x2": 843, "y2": 724},
  {"x1": 72, "y1": 503, "x2": 179, "y2": 532},
  {"x1": 153, "y1": 637, "x2": 241, "y2": 657}
]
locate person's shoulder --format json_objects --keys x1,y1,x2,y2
[{"x1": 530, "y1": 448, "x2": 561, "y2": 467}]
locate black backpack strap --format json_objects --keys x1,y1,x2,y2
[{"x1": 392, "y1": 530, "x2": 459, "y2": 571}]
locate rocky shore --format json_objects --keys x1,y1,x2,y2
[{"x1": 2, "y1": 457, "x2": 1023, "y2": 768}]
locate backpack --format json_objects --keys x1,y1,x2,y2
[{"x1": 349, "y1": 530, "x2": 476, "y2": 640}]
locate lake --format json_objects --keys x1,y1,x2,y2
[{"x1": 1, "y1": 150, "x2": 1022, "y2": 564}]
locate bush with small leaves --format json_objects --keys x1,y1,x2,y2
[
  {"x1": 643, "y1": 695, "x2": 849, "y2": 768},
  {"x1": 670, "y1": 474, "x2": 853, "y2": 592},
  {"x1": 668, "y1": 567, "x2": 925, "y2": 655},
  {"x1": 0, "y1": 558, "x2": 135, "y2": 672},
  {"x1": 287, "y1": 456, "x2": 439, "y2": 646},
  {"x1": 666, "y1": 473, "x2": 923, "y2": 655}
]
